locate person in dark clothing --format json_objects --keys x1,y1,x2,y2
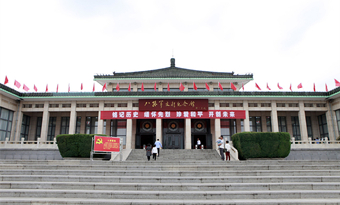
[{"x1": 145, "y1": 143, "x2": 152, "y2": 161}]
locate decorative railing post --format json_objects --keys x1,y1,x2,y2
[
  {"x1": 308, "y1": 137, "x2": 312, "y2": 144},
  {"x1": 291, "y1": 137, "x2": 295, "y2": 144},
  {"x1": 20, "y1": 138, "x2": 24, "y2": 148},
  {"x1": 37, "y1": 138, "x2": 40, "y2": 148}
]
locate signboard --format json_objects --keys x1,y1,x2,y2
[
  {"x1": 139, "y1": 99, "x2": 208, "y2": 111},
  {"x1": 93, "y1": 136, "x2": 120, "y2": 152},
  {"x1": 101, "y1": 110, "x2": 246, "y2": 120}
]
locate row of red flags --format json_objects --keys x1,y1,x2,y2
[{"x1": 3, "y1": 76, "x2": 340, "y2": 92}]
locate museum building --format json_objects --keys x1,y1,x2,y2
[{"x1": 0, "y1": 58, "x2": 340, "y2": 149}]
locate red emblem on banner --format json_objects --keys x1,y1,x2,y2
[{"x1": 93, "y1": 136, "x2": 120, "y2": 152}]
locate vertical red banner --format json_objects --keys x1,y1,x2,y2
[{"x1": 93, "y1": 136, "x2": 120, "y2": 152}]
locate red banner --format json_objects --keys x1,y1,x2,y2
[
  {"x1": 101, "y1": 110, "x2": 245, "y2": 119},
  {"x1": 93, "y1": 136, "x2": 120, "y2": 152},
  {"x1": 139, "y1": 99, "x2": 208, "y2": 111}
]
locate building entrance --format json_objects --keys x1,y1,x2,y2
[
  {"x1": 135, "y1": 119, "x2": 156, "y2": 149},
  {"x1": 191, "y1": 119, "x2": 212, "y2": 149},
  {"x1": 163, "y1": 119, "x2": 184, "y2": 149}
]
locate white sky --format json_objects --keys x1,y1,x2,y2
[{"x1": 0, "y1": 0, "x2": 339, "y2": 92}]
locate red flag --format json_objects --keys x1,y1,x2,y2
[
  {"x1": 277, "y1": 83, "x2": 283, "y2": 90},
  {"x1": 242, "y1": 83, "x2": 244, "y2": 90},
  {"x1": 167, "y1": 83, "x2": 170, "y2": 91},
  {"x1": 325, "y1": 83, "x2": 328, "y2": 92},
  {"x1": 255, "y1": 83, "x2": 261, "y2": 90},
  {"x1": 14, "y1": 80, "x2": 21, "y2": 88},
  {"x1": 154, "y1": 82, "x2": 157, "y2": 91},
  {"x1": 102, "y1": 83, "x2": 106, "y2": 92},
  {"x1": 335, "y1": 79, "x2": 340, "y2": 87},
  {"x1": 23, "y1": 84, "x2": 29, "y2": 91},
  {"x1": 193, "y1": 82, "x2": 197, "y2": 90},
  {"x1": 266, "y1": 83, "x2": 271, "y2": 90},
  {"x1": 141, "y1": 83, "x2": 144, "y2": 91},
  {"x1": 231, "y1": 82, "x2": 237, "y2": 91},
  {"x1": 128, "y1": 83, "x2": 131, "y2": 92},
  {"x1": 4, "y1": 76, "x2": 8, "y2": 84},
  {"x1": 93, "y1": 83, "x2": 95, "y2": 92},
  {"x1": 56, "y1": 84, "x2": 59, "y2": 93},
  {"x1": 81, "y1": 83, "x2": 83, "y2": 91},
  {"x1": 297, "y1": 83, "x2": 303, "y2": 89},
  {"x1": 45, "y1": 84, "x2": 48, "y2": 92},
  {"x1": 218, "y1": 82, "x2": 223, "y2": 91},
  {"x1": 68, "y1": 84, "x2": 71, "y2": 92},
  {"x1": 116, "y1": 83, "x2": 120, "y2": 91},
  {"x1": 313, "y1": 83, "x2": 316, "y2": 92},
  {"x1": 34, "y1": 85, "x2": 38, "y2": 92},
  {"x1": 290, "y1": 84, "x2": 292, "y2": 91},
  {"x1": 205, "y1": 83, "x2": 210, "y2": 91},
  {"x1": 179, "y1": 82, "x2": 185, "y2": 91}
]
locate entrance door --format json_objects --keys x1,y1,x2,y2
[
  {"x1": 140, "y1": 135, "x2": 154, "y2": 148},
  {"x1": 135, "y1": 119, "x2": 156, "y2": 149},
  {"x1": 163, "y1": 119, "x2": 184, "y2": 149},
  {"x1": 164, "y1": 134, "x2": 182, "y2": 149},
  {"x1": 191, "y1": 119, "x2": 212, "y2": 149}
]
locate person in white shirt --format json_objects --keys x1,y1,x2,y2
[
  {"x1": 217, "y1": 136, "x2": 225, "y2": 161},
  {"x1": 225, "y1": 140, "x2": 231, "y2": 161},
  {"x1": 152, "y1": 145, "x2": 158, "y2": 160},
  {"x1": 197, "y1": 138, "x2": 201, "y2": 149}
]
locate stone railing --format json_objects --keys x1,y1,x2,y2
[
  {"x1": 0, "y1": 138, "x2": 58, "y2": 149},
  {"x1": 291, "y1": 137, "x2": 340, "y2": 149}
]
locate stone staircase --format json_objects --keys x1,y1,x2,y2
[{"x1": 0, "y1": 152, "x2": 340, "y2": 204}]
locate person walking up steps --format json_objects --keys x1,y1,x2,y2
[
  {"x1": 216, "y1": 136, "x2": 225, "y2": 161},
  {"x1": 145, "y1": 143, "x2": 152, "y2": 161},
  {"x1": 154, "y1": 139, "x2": 162, "y2": 157},
  {"x1": 152, "y1": 144, "x2": 158, "y2": 160}
]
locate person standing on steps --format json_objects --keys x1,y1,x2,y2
[
  {"x1": 197, "y1": 138, "x2": 201, "y2": 149},
  {"x1": 216, "y1": 136, "x2": 225, "y2": 161},
  {"x1": 154, "y1": 139, "x2": 162, "y2": 157},
  {"x1": 145, "y1": 143, "x2": 152, "y2": 161},
  {"x1": 225, "y1": 140, "x2": 231, "y2": 161},
  {"x1": 152, "y1": 144, "x2": 158, "y2": 160}
]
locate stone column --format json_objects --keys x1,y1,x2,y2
[
  {"x1": 185, "y1": 118, "x2": 191, "y2": 149},
  {"x1": 68, "y1": 101, "x2": 77, "y2": 134},
  {"x1": 14, "y1": 101, "x2": 23, "y2": 141},
  {"x1": 271, "y1": 101, "x2": 279, "y2": 132},
  {"x1": 126, "y1": 119, "x2": 132, "y2": 149},
  {"x1": 97, "y1": 101, "x2": 104, "y2": 134},
  {"x1": 298, "y1": 101, "x2": 308, "y2": 141},
  {"x1": 326, "y1": 110, "x2": 335, "y2": 140},
  {"x1": 40, "y1": 101, "x2": 50, "y2": 141},
  {"x1": 243, "y1": 100, "x2": 250, "y2": 131},
  {"x1": 156, "y1": 118, "x2": 162, "y2": 143},
  {"x1": 215, "y1": 118, "x2": 221, "y2": 146}
]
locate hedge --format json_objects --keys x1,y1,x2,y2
[
  {"x1": 56, "y1": 134, "x2": 106, "y2": 158},
  {"x1": 231, "y1": 132, "x2": 291, "y2": 160}
]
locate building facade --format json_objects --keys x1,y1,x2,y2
[{"x1": 1, "y1": 58, "x2": 340, "y2": 149}]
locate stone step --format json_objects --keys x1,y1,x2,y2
[
  {"x1": 1, "y1": 175, "x2": 339, "y2": 183},
  {"x1": 1, "y1": 169, "x2": 340, "y2": 177},
  {"x1": 1, "y1": 181, "x2": 340, "y2": 191},
  {"x1": 1, "y1": 189, "x2": 340, "y2": 200},
  {"x1": 1, "y1": 197, "x2": 340, "y2": 205}
]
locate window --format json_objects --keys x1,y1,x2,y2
[
  {"x1": 75, "y1": 117, "x2": 81, "y2": 134},
  {"x1": 266, "y1": 116, "x2": 272, "y2": 132},
  {"x1": 35, "y1": 117, "x2": 42, "y2": 140},
  {"x1": 261, "y1": 103, "x2": 271, "y2": 107},
  {"x1": 0, "y1": 107, "x2": 14, "y2": 141},
  {"x1": 335, "y1": 110, "x2": 340, "y2": 136},
  {"x1": 249, "y1": 116, "x2": 262, "y2": 132},
  {"x1": 289, "y1": 103, "x2": 298, "y2": 107},
  {"x1": 316, "y1": 104, "x2": 326, "y2": 107},
  {"x1": 85, "y1": 117, "x2": 98, "y2": 134},
  {"x1": 47, "y1": 117, "x2": 56, "y2": 141},
  {"x1": 111, "y1": 120, "x2": 127, "y2": 145},
  {"x1": 62, "y1": 104, "x2": 71, "y2": 108},
  {"x1": 318, "y1": 114, "x2": 329, "y2": 139},
  {"x1": 306, "y1": 116, "x2": 313, "y2": 139},
  {"x1": 278, "y1": 116, "x2": 287, "y2": 132},
  {"x1": 220, "y1": 103, "x2": 229, "y2": 107},
  {"x1": 118, "y1": 103, "x2": 127, "y2": 107},
  {"x1": 35, "y1": 104, "x2": 44, "y2": 108},
  {"x1": 49, "y1": 104, "x2": 59, "y2": 108},
  {"x1": 23, "y1": 104, "x2": 32, "y2": 108},
  {"x1": 188, "y1": 88, "x2": 207, "y2": 92},
  {"x1": 240, "y1": 119, "x2": 244, "y2": 132},
  {"x1": 104, "y1": 103, "x2": 115, "y2": 108},
  {"x1": 208, "y1": 103, "x2": 214, "y2": 107},
  {"x1": 277, "y1": 103, "x2": 285, "y2": 107},
  {"x1": 133, "y1": 103, "x2": 139, "y2": 107},
  {"x1": 248, "y1": 103, "x2": 258, "y2": 107},
  {"x1": 89, "y1": 104, "x2": 99, "y2": 108},
  {"x1": 113, "y1": 88, "x2": 130, "y2": 92},
  {"x1": 233, "y1": 103, "x2": 243, "y2": 107},
  {"x1": 304, "y1": 103, "x2": 313, "y2": 107},
  {"x1": 291, "y1": 116, "x2": 301, "y2": 140},
  {"x1": 220, "y1": 119, "x2": 236, "y2": 142},
  {"x1": 77, "y1": 104, "x2": 86, "y2": 108},
  {"x1": 60, "y1": 117, "x2": 70, "y2": 134},
  {"x1": 20, "y1": 115, "x2": 30, "y2": 140}
]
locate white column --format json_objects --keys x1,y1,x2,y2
[
  {"x1": 156, "y1": 118, "x2": 162, "y2": 143},
  {"x1": 215, "y1": 118, "x2": 221, "y2": 146},
  {"x1": 97, "y1": 101, "x2": 104, "y2": 134},
  {"x1": 326, "y1": 110, "x2": 335, "y2": 140},
  {"x1": 271, "y1": 101, "x2": 279, "y2": 132},
  {"x1": 40, "y1": 101, "x2": 50, "y2": 141},
  {"x1": 126, "y1": 119, "x2": 132, "y2": 149},
  {"x1": 68, "y1": 101, "x2": 77, "y2": 134},
  {"x1": 298, "y1": 101, "x2": 308, "y2": 141},
  {"x1": 14, "y1": 101, "x2": 23, "y2": 141},
  {"x1": 185, "y1": 118, "x2": 191, "y2": 149},
  {"x1": 243, "y1": 100, "x2": 250, "y2": 131}
]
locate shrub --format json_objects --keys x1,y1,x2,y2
[
  {"x1": 56, "y1": 134, "x2": 106, "y2": 158},
  {"x1": 231, "y1": 132, "x2": 291, "y2": 160}
]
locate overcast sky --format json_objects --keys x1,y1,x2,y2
[{"x1": 0, "y1": 0, "x2": 339, "y2": 92}]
